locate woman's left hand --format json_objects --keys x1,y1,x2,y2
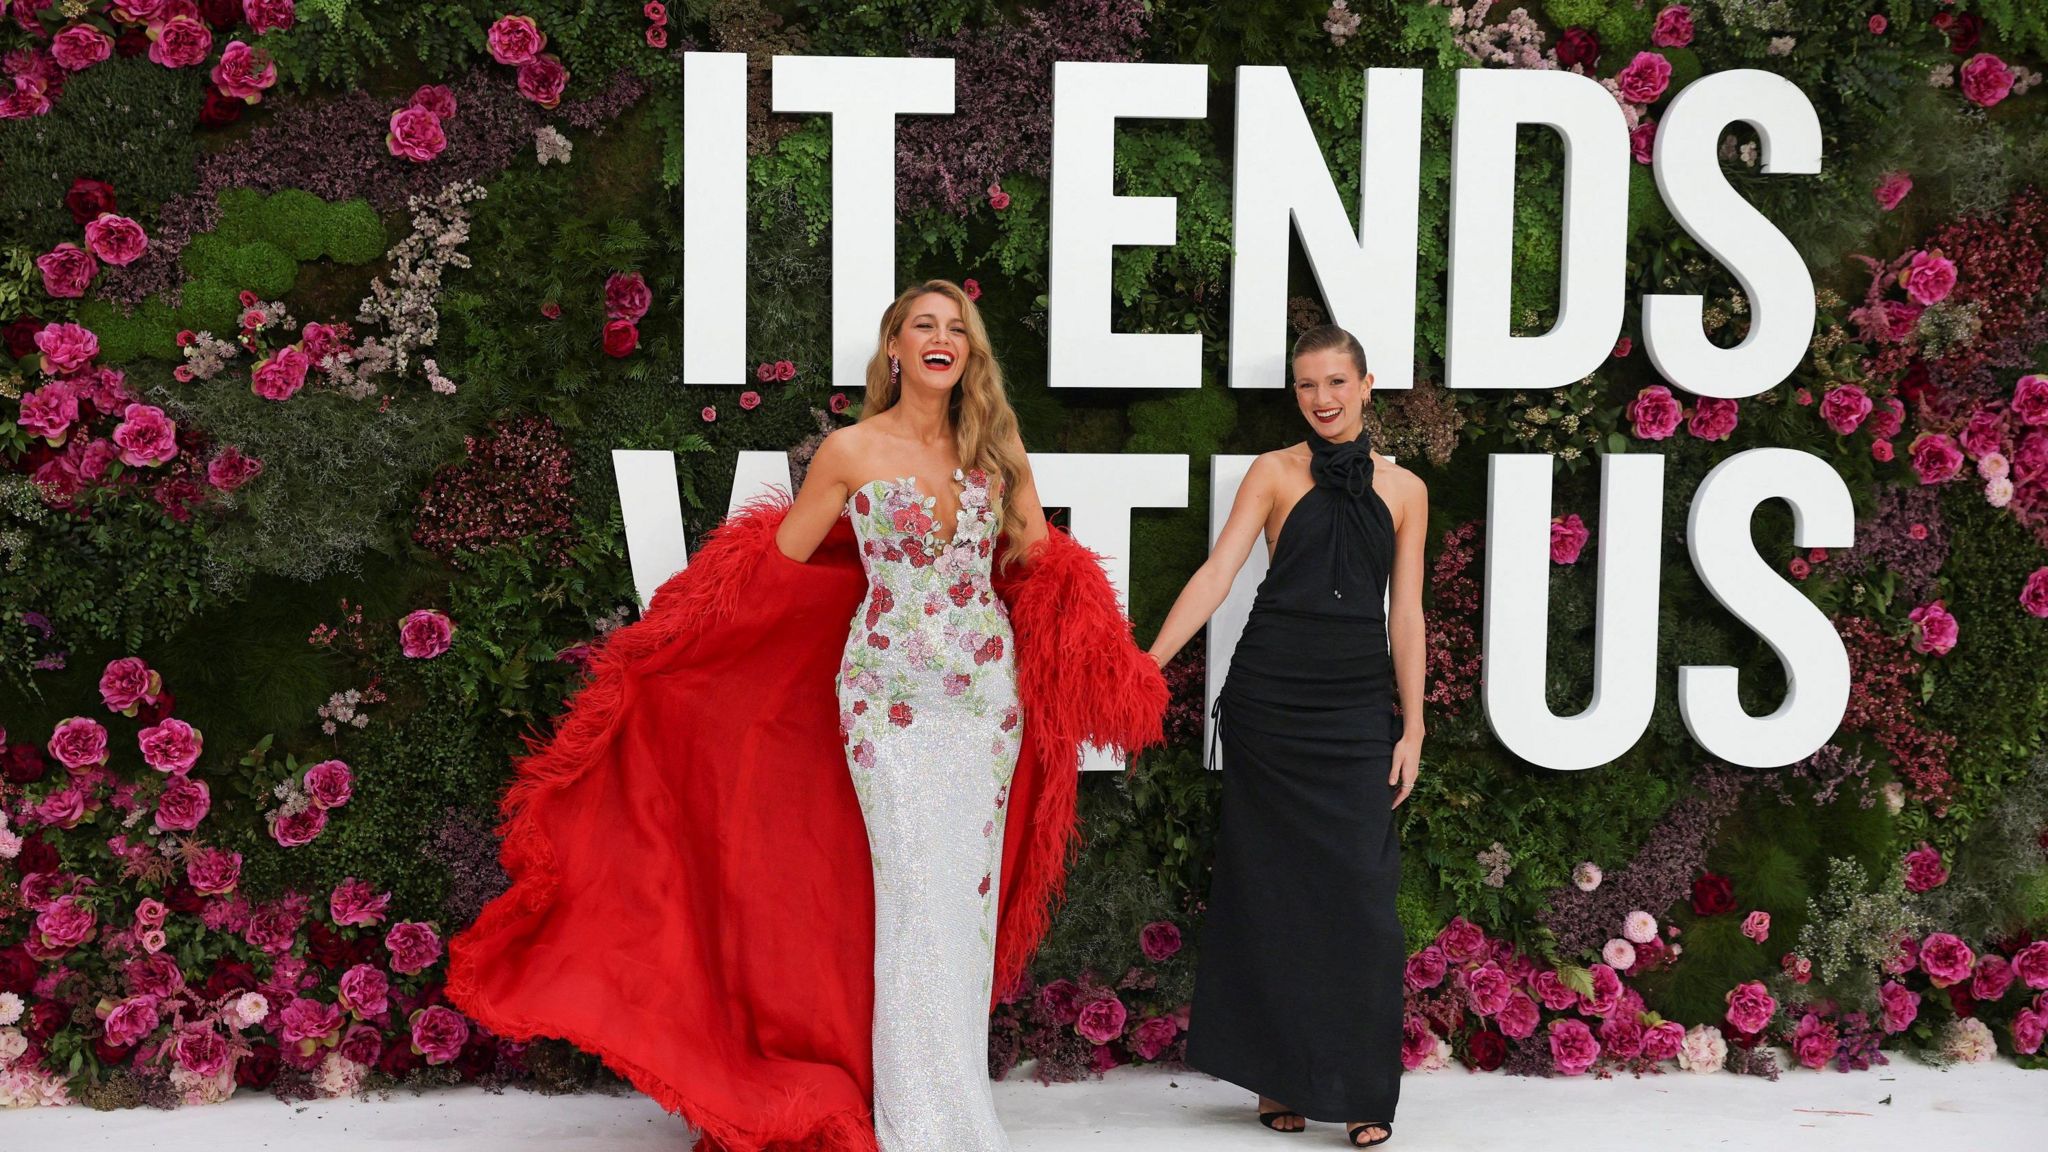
[{"x1": 1389, "y1": 735, "x2": 1421, "y2": 808}]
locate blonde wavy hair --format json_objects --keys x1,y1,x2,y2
[{"x1": 857, "y1": 278, "x2": 1032, "y2": 568}]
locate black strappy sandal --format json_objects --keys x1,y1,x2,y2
[
  {"x1": 1257, "y1": 1107, "x2": 1306, "y2": 1133},
  {"x1": 1347, "y1": 1121, "x2": 1393, "y2": 1147}
]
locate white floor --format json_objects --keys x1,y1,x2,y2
[{"x1": 5, "y1": 1053, "x2": 2043, "y2": 1149}]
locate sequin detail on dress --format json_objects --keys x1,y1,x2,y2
[{"x1": 837, "y1": 467, "x2": 1021, "y2": 1152}]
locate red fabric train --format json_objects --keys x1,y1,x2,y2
[{"x1": 446, "y1": 495, "x2": 1168, "y2": 1151}]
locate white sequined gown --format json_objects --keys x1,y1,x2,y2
[{"x1": 836, "y1": 466, "x2": 1022, "y2": 1152}]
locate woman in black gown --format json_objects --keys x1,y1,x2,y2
[{"x1": 1147, "y1": 325, "x2": 1427, "y2": 1147}]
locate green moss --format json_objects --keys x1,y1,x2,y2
[
  {"x1": 225, "y1": 241, "x2": 298, "y2": 299},
  {"x1": 324, "y1": 199, "x2": 388, "y2": 265},
  {"x1": 1542, "y1": 0, "x2": 1610, "y2": 30},
  {"x1": 258, "y1": 188, "x2": 335, "y2": 262},
  {"x1": 174, "y1": 279, "x2": 243, "y2": 337},
  {"x1": 1628, "y1": 162, "x2": 1672, "y2": 237},
  {"x1": 1664, "y1": 47, "x2": 1704, "y2": 95},
  {"x1": 1595, "y1": 3, "x2": 1657, "y2": 60},
  {"x1": 211, "y1": 188, "x2": 269, "y2": 246},
  {"x1": 180, "y1": 232, "x2": 235, "y2": 280}
]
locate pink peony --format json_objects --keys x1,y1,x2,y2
[
  {"x1": 268, "y1": 805, "x2": 328, "y2": 848},
  {"x1": 138, "y1": 716, "x2": 203, "y2": 773},
  {"x1": 1650, "y1": 6, "x2": 1693, "y2": 49},
  {"x1": 169, "y1": 1026, "x2": 230, "y2": 1076},
  {"x1": 486, "y1": 14, "x2": 546, "y2": 65},
  {"x1": 1466, "y1": 962, "x2": 1514, "y2": 1016},
  {"x1": 516, "y1": 53, "x2": 568, "y2": 108},
  {"x1": 2015, "y1": 1005, "x2": 2048, "y2": 1056},
  {"x1": 337, "y1": 964, "x2": 390, "y2": 1018},
  {"x1": 36, "y1": 242, "x2": 97, "y2": 298},
  {"x1": 153, "y1": 772, "x2": 211, "y2": 832},
  {"x1": 1496, "y1": 989, "x2": 1540, "y2": 1039},
  {"x1": 102, "y1": 995, "x2": 161, "y2": 1048},
  {"x1": 399, "y1": 608, "x2": 455, "y2": 658},
  {"x1": 1548, "y1": 1017, "x2": 1601, "y2": 1075},
  {"x1": 1615, "y1": 51, "x2": 1673, "y2": 104},
  {"x1": 386, "y1": 104, "x2": 446, "y2": 163},
  {"x1": 2011, "y1": 375, "x2": 2048, "y2": 427},
  {"x1": 1130, "y1": 1015, "x2": 1179, "y2": 1061},
  {"x1": 409, "y1": 1004, "x2": 468, "y2": 1064},
  {"x1": 210, "y1": 40, "x2": 277, "y2": 103},
  {"x1": 2025, "y1": 568, "x2": 2048, "y2": 619},
  {"x1": 1074, "y1": 994, "x2": 1128, "y2": 1044},
  {"x1": 34, "y1": 896, "x2": 97, "y2": 953},
  {"x1": 99, "y1": 656, "x2": 162, "y2": 715},
  {"x1": 1399, "y1": 1014, "x2": 1438, "y2": 1069},
  {"x1": 2011, "y1": 941, "x2": 2048, "y2": 989},
  {"x1": 1906, "y1": 601, "x2": 1958, "y2": 657},
  {"x1": 1598, "y1": 1013, "x2": 1647, "y2": 1059},
  {"x1": 330, "y1": 877, "x2": 392, "y2": 927},
  {"x1": 1972, "y1": 954, "x2": 2015, "y2": 1003},
  {"x1": 35, "y1": 321, "x2": 99, "y2": 374},
  {"x1": 1819, "y1": 384, "x2": 1873, "y2": 435},
  {"x1": 1549, "y1": 513, "x2": 1588, "y2": 564},
  {"x1": 604, "y1": 270, "x2": 651, "y2": 322},
  {"x1": 1404, "y1": 945, "x2": 1448, "y2": 990},
  {"x1": 1687, "y1": 395, "x2": 1739, "y2": 441},
  {"x1": 17, "y1": 383, "x2": 80, "y2": 443},
  {"x1": 51, "y1": 24, "x2": 114, "y2": 71},
  {"x1": 276, "y1": 996, "x2": 342, "y2": 1045},
  {"x1": 1878, "y1": 980, "x2": 1920, "y2": 1033},
  {"x1": 1642, "y1": 1019, "x2": 1686, "y2": 1061},
  {"x1": 48, "y1": 715, "x2": 110, "y2": 770},
  {"x1": 1900, "y1": 249, "x2": 1958, "y2": 306},
  {"x1": 1139, "y1": 920, "x2": 1182, "y2": 962},
  {"x1": 385, "y1": 920, "x2": 443, "y2": 975},
  {"x1": 1435, "y1": 915, "x2": 1487, "y2": 963},
  {"x1": 1723, "y1": 980, "x2": 1777, "y2": 1034},
  {"x1": 244, "y1": 0, "x2": 296, "y2": 35},
  {"x1": 1873, "y1": 171, "x2": 1912, "y2": 211},
  {"x1": 112, "y1": 403, "x2": 178, "y2": 467},
  {"x1": 1630, "y1": 120, "x2": 1657, "y2": 164},
  {"x1": 1959, "y1": 53, "x2": 2015, "y2": 107},
  {"x1": 1791, "y1": 1012, "x2": 1838, "y2": 1070},
  {"x1": 1629, "y1": 384, "x2": 1683, "y2": 440},
  {"x1": 1038, "y1": 979, "x2": 1083, "y2": 1025},
  {"x1": 1908, "y1": 433, "x2": 1964, "y2": 484},
  {"x1": 186, "y1": 846, "x2": 242, "y2": 895},
  {"x1": 207, "y1": 446, "x2": 263, "y2": 491},
  {"x1": 149, "y1": 13, "x2": 214, "y2": 69},
  {"x1": 1740, "y1": 910, "x2": 1770, "y2": 943},
  {"x1": 304, "y1": 759, "x2": 353, "y2": 809},
  {"x1": 250, "y1": 344, "x2": 312, "y2": 401},
  {"x1": 1918, "y1": 932, "x2": 1976, "y2": 988},
  {"x1": 1579, "y1": 962, "x2": 1623, "y2": 1018},
  {"x1": 408, "y1": 83, "x2": 457, "y2": 120}
]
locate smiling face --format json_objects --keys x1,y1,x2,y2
[
  {"x1": 886, "y1": 291, "x2": 971, "y2": 396},
  {"x1": 1293, "y1": 346, "x2": 1372, "y2": 441}
]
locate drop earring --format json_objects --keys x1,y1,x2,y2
[{"x1": 890, "y1": 356, "x2": 900, "y2": 387}]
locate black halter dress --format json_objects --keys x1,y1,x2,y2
[{"x1": 1186, "y1": 429, "x2": 1404, "y2": 1126}]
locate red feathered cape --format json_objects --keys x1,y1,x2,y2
[{"x1": 445, "y1": 496, "x2": 1168, "y2": 1152}]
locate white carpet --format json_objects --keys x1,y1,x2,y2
[{"x1": 5, "y1": 1053, "x2": 2043, "y2": 1150}]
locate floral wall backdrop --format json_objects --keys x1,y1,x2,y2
[{"x1": 3, "y1": 0, "x2": 2048, "y2": 1111}]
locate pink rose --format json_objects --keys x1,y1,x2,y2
[
  {"x1": 1404, "y1": 945, "x2": 1447, "y2": 990},
  {"x1": 1918, "y1": 932, "x2": 1976, "y2": 988},
  {"x1": 2011, "y1": 940, "x2": 2048, "y2": 989},
  {"x1": 2016, "y1": 1005, "x2": 2048, "y2": 1056},
  {"x1": 210, "y1": 40, "x2": 276, "y2": 103},
  {"x1": 250, "y1": 344, "x2": 312, "y2": 400},
  {"x1": 34, "y1": 895, "x2": 97, "y2": 952},
  {"x1": 1900, "y1": 249, "x2": 1958, "y2": 306},
  {"x1": 337, "y1": 964, "x2": 390, "y2": 1018},
  {"x1": 1038, "y1": 978, "x2": 1083, "y2": 1025},
  {"x1": 1399, "y1": 1014, "x2": 1438, "y2": 1069},
  {"x1": 1074, "y1": 994, "x2": 1128, "y2": 1044},
  {"x1": 1878, "y1": 980, "x2": 1920, "y2": 1033},
  {"x1": 605, "y1": 270, "x2": 651, "y2": 322},
  {"x1": 399, "y1": 608, "x2": 455, "y2": 658},
  {"x1": 1723, "y1": 980, "x2": 1777, "y2": 1034},
  {"x1": 51, "y1": 24, "x2": 114, "y2": 71},
  {"x1": 300, "y1": 321, "x2": 346, "y2": 362},
  {"x1": 1740, "y1": 910, "x2": 1770, "y2": 943},
  {"x1": 1909, "y1": 432, "x2": 1966, "y2": 485},
  {"x1": 1139, "y1": 920, "x2": 1182, "y2": 962},
  {"x1": 486, "y1": 14, "x2": 545, "y2": 65},
  {"x1": 148, "y1": 14, "x2": 213, "y2": 69},
  {"x1": 829, "y1": 392, "x2": 851, "y2": 414},
  {"x1": 2012, "y1": 375, "x2": 2048, "y2": 427},
  {"x1": 1959, "y1": 53, "x2": 2015, "y2": 108},
  {"x1": 35, "y1": 321, "x2": 99, "y2": 374},
  {"x1": 1873, "y1": 171, "x2": 1912, "y2": 211},
  {"x1": 243, "y1": 0, "x2": 296, "y2": 35},
  {"x1": 277, "y1": 996, "x2": 342, "y2": 1045},
  {"x1": 386, "y1": 104, "x2": 446, "y2": 163},
  {"x1": 134, "y1": 898, "x2": 168, "y2": 931},
  {"x1": 739, "y1": 389, "x2": 762, "y2": 410},
  {"x1": 330, "y1": 878, "x2": 392, "y2": 927},
  {"x1": 1873, "y1": 439, "x2": 1895, "y2": 463},
  {"x1": 385, "y1": 920, "x2": 443, "y2": 975},
  {"x1": 99, "y1": 656, "x2": 162, "y2": 714},
  {"x1": 1496, "y1": 989, "x2": 1540, "y2": 1039},
  {"x1": 103, "y1": 995, "x2": 161, "y2": 1048},
  {"x1": 1579, "y1": 962, "x2": 1622, "y2": 1018},
  {"x1": 186, "y1": 846, "x2": 242, "y2": 895},
  {"x1": 1869, "y1": 14, "x2": 1888, "y2": 35},
  {"x1": 408, "y1": 83, "x2": 457, "y2": 120},
  {"x1": 169, "y1": 1026, "x2": 230, "y2": 1076},
  {"x1": 701, "y1": 405, "x2": 717, "y2": 422},
  {"x1": 35, "y1": 786, "x2": 88, "y2": 829},
  {"x1": 1466, "y1": 962, "x2": 1513, "y2": 1016},
  {"x1": 775, "y1": 359, "x2": 796, "y2": 381},
  {"x1": 1629, "y1": 119, "x2": 1657, "y2": 164},
  {"x1": 1651, "y1": 6, "x2": 1693, "y2": 49},
  {"x1": 1548, "y1": 1017, "x2": 1601, "y2": 1075},
  {"x1": 1791, "y1": 1012, "x2": 1838, "y2": 1070},
  {"x1": 1903, "y1": 601, "x2": 1957, "y2": 658},
  {"x1": 1615, "y1": 51, "x2": 1673, "y2": 104},
  {"x1": 409, "y1": 1004, "x2": 468, "y2": 1064},
  {"x1": 516, "y1": 53, "x2": 569, "y2": 108},
  {"x1": 1687, "y1": 395, "x2": 1739, "y2": 441},
  {"x1": 304, "y1": 759, "x2": 353, "y2": 809},
  {"x1": 1549, "y1": 513, "x2": 1588, "y2": 564},
  {"x1": 153, "y1": 772, "x2": 211, "y2": 832},
  {"x1": 1972, "y1": 953, "x2": 2015, "y2": 1002},
  {"x1": 49, "y1": 715, "x2": 110, "y2": 770},
  {"x1": 1435, "y1": 915, "x2": 1487, "y2": 963},
  {"x1": 1130, "y1": 1015, "x2": 1179, "y2": 1061},
  {"x1": 1628, "y1": 384, "x2": 1683, "y2": 439},
  {"x1": 1819, "y1": 384, "x2": 1873, "y2": 435},
  {"x1": 1642, "y1": 1019, "x2": 1686, "y2": 1061},
  {"x1": 138, "y1": 716, "x2": 203, "y2": 773},
  {"x1": 1532, "y1": 969, "x2": 1579, "y2": 1011},
  {"x1": 17, "y1": 383, "x2": 80, "y2": 444},
  {"x1": 1598, "y1": 1013, "x2": 1646, "y2": 1059},
  {"x1": 268, "y1": 805, "x2": 327, "y2": 847},
  {"x1": 112, "y1": 402, "x2": 179, "y2": 467},
  {"x1": 36, "y1": 242, "x2": 97, "y2": 298},
  {"x1": 207, "y1": 445, "x2": 264, "y2": 491}
]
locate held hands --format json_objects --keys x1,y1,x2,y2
[{"x1": 1389, "y1": 733, "x2": 1421, "y2": 809}]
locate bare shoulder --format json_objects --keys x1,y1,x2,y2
[
  {"x1": 1373, "y1": 453, "x2": 1428, "y2": 521},
  {"x1": 808, "y1": 424, "x2": 868, "y2": 486}
]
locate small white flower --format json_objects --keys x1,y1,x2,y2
[{"x1": 1623, "y1": 910, "x2": 1659, "y2": 944}]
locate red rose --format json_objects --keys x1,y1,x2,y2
[
  {"x1": 65, "y1": 178, "x2": 117, "y2": 226},
  {"x1": 202, "y1": 958, "x2": 259, "y2": 1001},
  {"x1": 12, "y1": 834, "x2": 57, "y2": 875},
  {"x1": 1555, "y1": 26, "x2": 1600, "y2": 70},
  {"x1": 1466, "y1": 1029, "x2": 1507, "y2": 1071},
  {"x1": 4, "y1": 740, "x2": 48, "y2": 783},
  {"x1": 0, "y1": 946, "x2": 36, "y2": 996},
  {"x1": 1691, "y1": 871, "x2": 1736, "y2": 916},
  {"x1": 602, "y1": 319, "x2": 639, "y2": 358},
  {"x1": 235, "y1": 1041, "x2": 281, "y2": 1087},
  {"x1": 199, "y1": 0, "x2": 242, "y2": 29},
  {"x1": 199, "y1": 84, "x2": 245, "y2": 127},
  {"x1": 3, "y1": 315, "x2": 47, "y2": 360},
  {"x1": 93, "y1": 1035, "x2": 138, "y2": 1066}
]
